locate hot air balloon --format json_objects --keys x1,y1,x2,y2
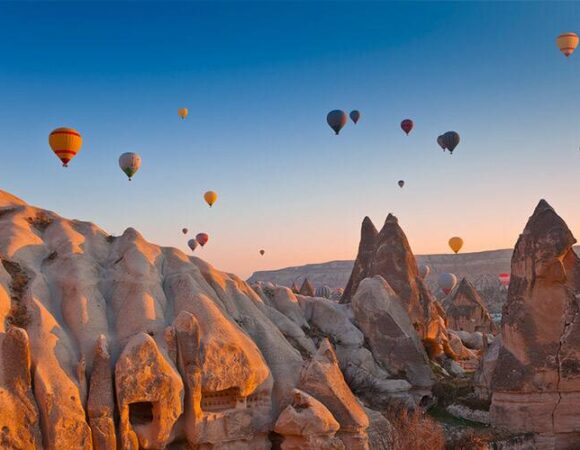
[
  {"x1": 557, "y1": 32, "x2": 579, "y2": 57},
  {"x1": 182, "y1": 228, "x2": 188, "y2": 235},
  {"x1": 196, "y1": 233, "x2": 209, "y2": 247},
  {"x1": 448, "y1": 236, "x2": 463, "y2": 254},
  {"x1": 400, "y1": 119, "x2": 413, "y2": 135},
  {"x1": 118, "y1": 152, "x2": 141, "y2": 181},
  {"x1": 315, "y1": 285, "x2": 332, "y2": 299},
  {"x1": 327, "y1": 110, "x2": 348, "y2": 135},
  {"x1": 350, "y1": 110, "x2": 360, "y2": 124},
  {"x1": 437, "y1": 135, "x2": 446, "y2": 151},
  {"x1": 398, "y1": 180, "x2": 405, "y2": 188},
  {"x1": 442, "y1": 131, "x2": 460, "y2": 154},
  {"x1": 49, "y1": 127, "x2": 82, "y2": 167},
  {"x1": 438, "y1": 272, "x2": 457, "y2": 295},
  {"x1": 187, "y1": 239, "x2": 198, "y2": 252},
  {"x1": 418, "y1": 264, "x2": 431, "y2": 279},
  {"x1": 178, "y1": 108, "x2": 188, "y2": 119},
  {"x1": 259, "y1": 249, "x2": 265, "y2": 256},
  {"x1": 330, "y1": 288, "x2": 344, "y2": 301},
  {"x1": 499, "y1": 273, "x2": 510, "y2": 287},
  {"x1": 204, "y1": 191, "x2": 218, "y2": 207}
]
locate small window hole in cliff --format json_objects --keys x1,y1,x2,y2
[
  {"x1": 201, "y1": 387, "x2": 242, "y2": 412},
  {"x1": 129, "y1": 402, "x2": 154, "y2": 426}
]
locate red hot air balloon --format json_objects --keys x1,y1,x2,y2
[
  {"x1": 400, "y1": 119, "x2": 414, "y2": 135},
  {"x1": 196, "y1": 233, "x2": 209, "y2": 247},
  {"x1": 499, "y1": 273, "x2": 510, "y2": 287}
]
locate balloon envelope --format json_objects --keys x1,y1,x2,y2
[
  {"x1": 204, "y1": 191, "x2": 218, "y2": 207},
  {"x1": 557, "y1": 32, "x2": 579, "y2": 57},
  {"x1": 259, "y1": 249, "x2": 265, "y2": 256},
  {"x1": 418, "y1": 264, "x2": 431, "y2": 279},
  {"x1": 118, "y1": 152, "x2": 141, "y2": 181},
  {"x1": 182, "y1": 228, "x2": 188, "y2": 235},
  {"x1": 400, "y1": 119, "x2": 413, "y2": 135},
  {"x1": 178, "y1": 108, "x2": 188, "y2": 119},
  {"x1": 437, "y1": 135, "x2": 446, "y2": 150},
  {"x1": 196, "y1": 233, "x2": 209, "y2": 247},
  {"x1": 438, "y1": 272, "x2": 457, "y2": 295},
  {"x1": 349, "y1": 110, "x2": 360, "y2": 124},
  {"x1": 442, "y1": 131, "x2": 460, "y2": 154},
  {"x1": 499, "y1": 273, "x2": 510, "y2": 287},
  {"x1": 448, "y1": 236, "x2": 463, "y2": 254},
  {"x1": 187, "y1": 239, "x2": 198, "y2": 251},
  {"x1": 315, "y1": 285, "x2": 332, "y2": 299},
  {"x1": 398, "y1": 180, "x2": 405, "y2": 188},
  {"x1": 327, "y1": 110, "x2": 348, "y2": 135},
  {"x1": 49, "y1": 127, "x2": 82, "y2": 167}
]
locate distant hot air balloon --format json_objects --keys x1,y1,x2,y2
[
  {"x1": 499, "y1": 273, "x2": 510, "y2": 287},
  {"x1": 315, "y1": 285, "x2": 332, "y2": 299},
  {"x1": 438, "y1": 272, "x2": 457, "y2": 295},
  {"x1": 418, "y1": 264, "x2": 431, "y2": 279},
  {"x1": 437, "y1": 135, "x2": 446, "y2": 151},
  {"x1": 259, "y1": 249, "x2": 265, "y2": 256},
  {"x1": 448, "y1": 236, "x2": 463, "y2": 254},
  {"x1": 204, "y1": 191, "x2": 218, "y2": 207},
  {"x1": 327, "y1": 110, "x2": 348, "y2": 135},
  {"x1": 178, "y1": 108, "x2": 188, "y2": 119},
  {"x1": 49, "y1": 127, "x2": 82, "y2": 167},
  {"x1": 182, "y1": 228, "x2": 188, "y2": 235},
  {"x1": 557, "y1": 32, "x2": 579, "y2": 57},
  {"x1": 118, "y1": 152, "x2": 141, "y2": 181},
  {"x1": 400, "y1": 119, "x2": 414, "y2": 135},
  {"x1": 350, "y1": 110, "x2": 361, "y2": 124},
  {"x1": 398, "y1": 180, "x2": 405, "y2": 188},
  {"x1": 442, "y1": 131, "x2": 460, "y2": 154},
  {"x1": 196, "y1": 233, "x2": 209, "y2": 247},
  {"x1": 187, "y1": 239, "x2": 198, "y2": 252}
]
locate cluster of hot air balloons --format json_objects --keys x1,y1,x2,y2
[
  {"x1": 436, "y1": 131, "x2": 461, "y2": 154},
  {"x1": 326, "y1": 110, "x2": 360, "y2": 135}
]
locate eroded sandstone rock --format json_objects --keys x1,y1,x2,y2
[{"x1": 443, "y1": 278, "x2": 496, "y2": 334}]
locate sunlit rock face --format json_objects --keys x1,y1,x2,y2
[
  {"x1": 0, "y1": 189, "x2": 377, "y2": 449},
  {"x1": 443, "y1": 278, "x2": 496, "y2": 334},
  {"x1": 490, "y1": 200, "x2": 580, "y2": 449}
]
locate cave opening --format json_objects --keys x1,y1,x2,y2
[{"x1": 129, "y1": 402, "x2": 154, "y2": 425}]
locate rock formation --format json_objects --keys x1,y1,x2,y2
[
  {"x1": 490, "y1": 200, "x2": 580, "y2": 448},
  {"x1": 443, "y1": 278, "x2": 496, "y2": 334},
  {"x1": 299, "y1": 278, "x2": 315, "y2": 297}
]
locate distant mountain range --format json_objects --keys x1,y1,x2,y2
[{"x1": 248, "y1": 247, "x2": 580, "y2": 313}]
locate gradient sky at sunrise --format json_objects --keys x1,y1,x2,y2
[{"x1": 1, "y1": 1, "x2": 579, "y2": 278}]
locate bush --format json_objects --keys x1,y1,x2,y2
[
  {"x1": 446, "y1": 430, "x2": 488, "y2": 450},
  {"x1": 383, "y1": 406, "x2": 446, "y2": 450}
]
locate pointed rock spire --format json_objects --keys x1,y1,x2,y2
[
  {"x1": 299, "y1": 278, "x2": 315, "y2": 297},
  {"x1": 444, "y1": 278, "x2": 495, "y2": 333}
]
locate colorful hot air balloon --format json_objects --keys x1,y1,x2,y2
[
  {"x1": 350, "y1": 110, "x2": 361, "y2": 124},
  {"x1": 437, "y1": 135, "x2": 446, "y2": 151},
  {"x1": 327, "y1": 110, "x2": 348, "y2": 135},
  {"x1": 182, "y1": 228, "x2": 188, "y2": 235},
  {"x1": 400, "y1": 119, "x2": 414, "y2": 135},
  {"x1": 448, "y1": 236, "x2": 463, "y2": 254},
  {"x1": 499, "y1": 273, "x2": 510, "y2": 287},
  {"x1": 438, "y1": 272, "x2": 457, "y2": 295},
  {"x1": 49, "y1": 127, "x2": 82, "y2": 167},
  {"x1": 118, "y1": 152, "x2": 141, "y2": 181},
  {"x1": 557, "y1": 32, "x2": 579, "y2": 57},
  {"x1": 196, "y1": 233, "x2": 209, "y2": 247},
  {"x1": 187, "y1": 239, "x2": 198, "y2": 252},
  {"x1": 398, "y1": 180, "x2": 405, "y2": 188},
  {"x1": 204, "y1": 191, "x2": 218, "y2": 207},
  {"x1": 418, "y1": 264, "x2": 431, "y2": 279},
  {"x1": 442, "y1": 131, "x2": 460, "y2": 154},
  {"x1": 315, "y1": 285, "x2": 332, "y2": 299},
  {"x1": 259, "y1": 249, "x2": 265, "y2": 256},
  {"x1": 178, "y1": 108, "x2": 188, "y2": 119}
]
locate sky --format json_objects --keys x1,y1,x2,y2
[{"x1": 0, "y1": 1, "x2": 579, "y2": 278}]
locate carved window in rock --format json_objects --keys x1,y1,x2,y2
[
  {"x1": 201, "y1": 387, "x2": 242, "y2": 412},
  {"x1": 246, "y1": 391, "x2": 269, "y2": 408},
  {"x1": 129, "y1": 401, "x2": 155, "y2": 425}
]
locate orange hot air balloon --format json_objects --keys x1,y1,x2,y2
[
  {"x1": 557, "y1": 32, "x2": 579, "y2": 57},
  {"x1": 448, "y1": 236, "x2": 463, "y2": 254},
  {"x1": 196, "y1": 233, "x2": 209, "y2": 247},
  {"x1": 204, "y1": 191, "x2": 218, "y2": 207},
  {"x1": 178, "y1": 108, "x2": 188, "y2": 119},
  {"x1": 400, "y1": 119, "x2": 413, "y2": 135},
  {"x1": 49, "y1": 128, "x2": 82, "y2": 167}
]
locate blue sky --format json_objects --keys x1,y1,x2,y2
[{"x1": 1, "y1": 1, "x2": 579, "y2": 278}]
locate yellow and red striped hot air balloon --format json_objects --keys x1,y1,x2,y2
[
  {"x1": 557, "y1": 32, "x2": 579, "y2": 57},
  {"x1": 49, "y1": 127, "x2": 82, "y2": 167}
]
